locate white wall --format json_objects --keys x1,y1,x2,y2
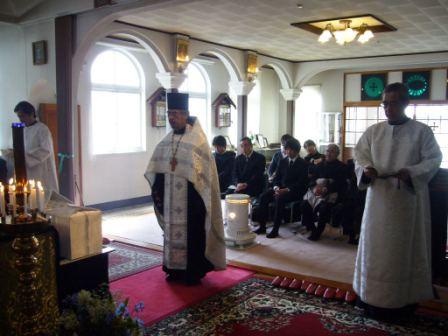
[
  {"x1": 0, "y1": 24, "x2": 26, "y2": 150},
  {"x1": 245, "y1": 68, "x2": 287, "y2": 145},
  {"x1": 78, "y1": 43, "x2": 165, "y2": 206},
  {"x1": 201, "y1": 59, "x2": 238, "y2": 146},
  {"x1": 0, "y1": 20, "x2": 56, "y2": 149},
  {"x1": 306, "y1": 70, "x2": 344, "y2": 113},
  {"x1": 259, "y1": 68, "x2": 284, "y2": 143}
]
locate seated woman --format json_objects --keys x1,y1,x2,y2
[
  {"x1": 301, "y1": 144, "x2": 347, "y2": 241},
  {"x1": 303, "y1": 139, "x2": 325, "y2": 164}
]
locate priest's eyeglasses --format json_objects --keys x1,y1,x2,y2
[{"x1": 380, "y1": 101, "x2": 402, "y2": 108}]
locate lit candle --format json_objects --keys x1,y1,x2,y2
[
  {"x1": 29, "y1": 180, "x2": 37, "y2": 210},
  {"x1": 0, "y1": 183, "x2": 5, "y2": 217},
  {"x1": 37, "y1": 181, "x2": 45, "y2": 212},
  {"x1": 9, "y1": 184, "x2": 16, "y2": 217},
  {"x1": 23, "y1": 185, "x2": 28, "y2": 214}
]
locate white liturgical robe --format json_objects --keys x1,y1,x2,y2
[
  {"x1": 24, "y1": 122, "x2": 59, "y2": 196},
  {"x1": 353, "y1": 119, "x2": 441, "y2": 308}
]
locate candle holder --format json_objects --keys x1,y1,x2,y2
[{"x1": 0, "y1": 218, "x2": 59, "y2": 335}]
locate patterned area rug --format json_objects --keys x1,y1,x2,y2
[
  {"x1": 109, "y1": 241, "x2": 163, "y2": 281},
  {"x1": 146, "y1": 278, "x2": 448, "y2": 336}
]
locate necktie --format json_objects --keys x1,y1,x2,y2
[{"x1": 289, "y1": 160, "x2": 294, "y2": 168}]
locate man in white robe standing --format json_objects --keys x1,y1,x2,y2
[
  {"x1": 353, "y1": 83, "x2": 442, "y2": 320},
  {"x1": 14, "y1": 101, "x2": 59, "y2": 197},
  {"x1": 145, "y1": 92, "x2": 226, "y2": 285}
]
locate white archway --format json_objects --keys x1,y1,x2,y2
[
  {"x1": 258, "y1": 62, "x2": 293, "y2": 90},
  {"x1": 189, "y1": 47, "x2": 243, "y2": 83}
]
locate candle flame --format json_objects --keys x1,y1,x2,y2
[
  {"x1": 37, "y1": 181, "x2": 43, "y2": 190},
  {"x1": 10, "y1": 185, "x2": 16, "y2": 192},
  {"x1": 29, "y1": 179, "x2": 36, "y2": 188},
  {"x1": 9, "y1": 178, "x2": 14, "y2": 185}
]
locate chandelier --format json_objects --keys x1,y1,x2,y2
[{"x1": 318, "y1": 19, "x2": 374, "y2": 45}]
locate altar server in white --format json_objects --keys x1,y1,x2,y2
[
  {"x1": 353, "y1": 83, "x2": 441, "y2": 319},
  {"x1": 14, "y1": 101, "x2": 59, "y2": 196}
]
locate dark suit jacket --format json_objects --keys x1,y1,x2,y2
[
  {"x1": 273, "y1": 157, "x2": 308, "y2": 198},
  {"x1": 214, "y1": 151, "x2": 236, "y2": 192},
  {"x1": 308, "y1": 159, "x2": 348, "y2": 196},
  {"x1": 0, "y1": 157, "x2": 7, "y2": 184},
  {"x1": 232, "y1": 151, "x2": 266, "y2": 197},
  {"x1": 268, "y1": 150, "x2": 283, "y2": 177}
]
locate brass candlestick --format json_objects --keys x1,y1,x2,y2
[{"x1": 1, "y1": 220, "x2": 59, "y2": 335}]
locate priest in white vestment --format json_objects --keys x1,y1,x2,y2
[
  {"x1": 353, "y1": 83, "x2": 442, "y2": 319},
  {"x1": 145, "y1": 92, "x2": 226, "y2": 285},
  {"x1": 14, "y1": 101, "x2": 59, "y2": 197}
]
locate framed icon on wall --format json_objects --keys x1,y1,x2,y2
[
  {"x1": 147, "y1": 87, "x2": 167, "y2": 127},
  {"x1": 32, "y1": 40, "x2": 47, "y2": 65},
  {"x1": 403, "y1": 71, "x2": 431, "y2": 100},
  {"x1": 361, "y1": 73, "x2": 386, "y2": 101}
]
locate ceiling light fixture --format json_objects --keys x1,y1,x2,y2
[{"x1": 319, "y1": 19, "x2": 374, "y2": 45}]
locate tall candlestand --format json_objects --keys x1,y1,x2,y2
[{"x1": 0, "y1": 220, "x2": 59, "y2": 335}]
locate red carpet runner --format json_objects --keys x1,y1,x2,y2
[
  {"x1": 144, "y1": 278, "x2": 448, "y2": 336},
  {"x1": 110, "y1": 265, "x2": 254, "y2": 326}
]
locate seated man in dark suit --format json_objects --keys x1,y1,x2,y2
[
  {"x1": 301, "y1": 144, "x2": 348, "y2": 241},
  {"x1": 253, "y1": 138, "x2": 308, "y2": 238},
  {"x1": 230, "y1": 137, "x2": 266, "y2": 198},
  {"x1": 0, "y1": 157, "x2": 7, "y2": 184},
  {"x1": 212, "y1": 135, "x2": 236, "y2": 194},
  {"x1": 268, "y1": 134, "x2": 293, "y2": 183}
]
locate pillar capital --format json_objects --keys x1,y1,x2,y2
[
  {"x1": 228, "y1": 81, "x2": 255, "y2": 96},
  {"x1": 280, "y1": 88, "x2": 301, "y2": 101},
  {"x1": 156, "y1": 72, "x2": 187, "y2": 90}
]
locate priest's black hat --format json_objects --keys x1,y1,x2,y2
[{"x1": 167, "y1": 92, "x2": 189, "y2": 111}]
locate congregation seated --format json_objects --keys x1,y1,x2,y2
[
  {"x1": 303, "y1": 139, "x2": 325, "y2": 164},
  {"x1": 228, "y1": 136, "x2": 266, "y2": 198},
  {"x1": 212, "y1": 135, "x2": 236, "y2": 195},
  {"x1": 253, "y1": 138, "x2": 308, "y2": 238},
  {"x1": 268, "y1": 134, "x2": 293, "y2": 184},
  {"x1": 301, "y1": 144, "x2": 348, "y2": 241}
]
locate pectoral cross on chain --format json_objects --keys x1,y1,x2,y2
[{"x1": 170, "y1": 157, "x2": 178, "y2": 171}]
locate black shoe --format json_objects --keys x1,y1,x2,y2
[
  {"x1": 308, "y1": 233, "x2": 319, "y2": 241},
  {"x1": 253, "y1": 226, "x2": 266, "y2": 234},
  {"x1": 165, "y1": 273, "x2": 181, "y2": 282},
  {"x1": 266, "y1": 230, "x2": 279, "y2": 238},
  {"x1": 348, "y1": 237, "x2": 359, "y2": 245},
  {"x1": 185, "y1": 277, "x2": 201, "y2": 286}
]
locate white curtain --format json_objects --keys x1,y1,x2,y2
[{"x1": 294, "y1": 85, "x2": 322, "y2": 147}]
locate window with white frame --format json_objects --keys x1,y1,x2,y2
[
  {"x1": 344, "y1": 103, "x2": 448, "y2": 168},
  {"x1": 90, "y1": 49, "x2": 145, "y2": 155},
  {"x1": 179, "y1": 62, "x2": 210, "y2": 138}
]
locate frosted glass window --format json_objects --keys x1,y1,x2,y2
[
  {"x1": 91, "y1": 50, "x2": 140, "y2": 87},
  {"x1": 90, "y1": 49, "x2": 145, "y2": 155},
  {"x1": 179, "y1": 63, "x2": 207, "y2": 93},
  {"x1": 179, "y1": 62, "x2": 210, "y2": 138},
  {"x1": 344, "y1": 103, "x2": 448, "y2": 168}
]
